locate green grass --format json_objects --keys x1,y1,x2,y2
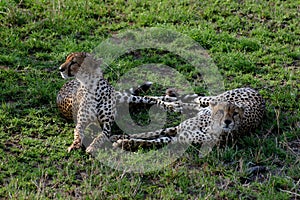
[{"x1": 1, "y1": 0, "x2": 299, "y2": 199}]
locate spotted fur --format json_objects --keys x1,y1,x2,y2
[{"x1": 113, "y1": 88, "x2": 265, "y2": 151}]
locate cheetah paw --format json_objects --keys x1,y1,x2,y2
[
  {"x1": 112, "y1": 139, "x2": 129, "y2": 149},
  {"x1": 67, "y1": 143, "x2": 81, "y2": 153},
  {"x1": 165, "y1": 102, "x2": 182, "y2": 113},
  {"x1": 86, "y1": 144, "x2": 97, "y2": 154}
]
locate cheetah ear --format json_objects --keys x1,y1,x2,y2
[{"x1": 209, "y1": 101, "x2": 217, "y2": 108}]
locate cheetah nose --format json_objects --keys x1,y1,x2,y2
[{"x1": 224, "y1": 119, "x2": 232, "y2": 125}]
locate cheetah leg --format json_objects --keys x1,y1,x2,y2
[
  {"x1": 146, "y1": 93, "x2": 199, "y2": 103},
  {"x1": 110, "y1": 126, "x2": 178, "y2": 142},
  {"x1": 86, "y1": 122, "x2": 112, "y2": 154},
  {"x1": 144, "y1": 97, "x2": 205, "y2": 112},
  {"x1": 126, "y1": 95, "x2": 182, "y2": 113},
  {"x1": 67, "y1": 123, "x2": 86, "y2": 152},
  {"x1": 131, "y1": 127, "x2": 178, "y2": 139},
  {"x1": 112, "y1": 126, "x2": 178, "y2": 151},
  {"x1": 145, "y1": 95, "x2": 178, "y2": 102},
  {"x1": 113, "y1": 137, "x2": 173, "y2": 151}
]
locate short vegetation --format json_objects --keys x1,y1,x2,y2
[{"x1": 0, "y1": 0, "x2": 299, "y2": 199}]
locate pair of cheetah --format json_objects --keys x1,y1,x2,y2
[{"x1": 57, "y1": 52, "x2": 265, "y2": 153}]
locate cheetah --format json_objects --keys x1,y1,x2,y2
[
  {"x1": 58, "y1": 52, "x2": 178, "y2": 153},
  {"x1": 113, "y1": 88, "x2": 265, "y2": 151}
]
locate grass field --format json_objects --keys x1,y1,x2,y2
[{"x1": 0, "y1": 0, "x2": 299, "y2": 199}]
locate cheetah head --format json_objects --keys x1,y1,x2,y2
[
  {"x1": 59, "y1": 52, "x2": 103, "y2": 80},
  {"x1": 209, "y1": 101, "x2": 244, "y2": 133}
]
